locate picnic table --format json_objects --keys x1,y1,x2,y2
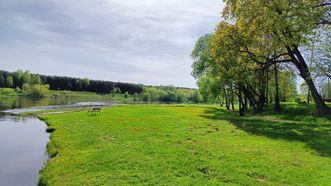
[{"x1": 88, "y1": 107, "x2": 102, "y2": 114}]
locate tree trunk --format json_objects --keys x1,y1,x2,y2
[
  {"x1": 303, "y1": 75, "x2": 331, "y2": 115},
  {"x1": 274, "y1": 64, "x2": 281, "y2": 113},
  {"x1": 260, "y1": 69, "x2": 266, "y2": 109},
  {"x1": 244, "y1": 96, "x2": 248, "y2": 111},
  {"x1": 288, "y1": 47, "x2": 331, "y2": 116},
  {"x1": 238, "y1": 89, "x2": 245, "y2": 116},
  {"x1": 307, "y1": 90, "x2": 310, "y2": 104},
  {"x1": 224, "y1": 88, "x2": 230, "y2": 110},
  {"x1": 266, "y1": 69, "x2": 269, "y2": 107},
  {"x1": 230, "y1": 86, "x2": 235, "y2": 110}
]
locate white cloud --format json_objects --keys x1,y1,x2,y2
[{"x1": 0, "y1": 0, "x2": 223, "y2": 87}]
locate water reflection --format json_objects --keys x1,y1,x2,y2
[
  {"x1": 0, "y1": 96, "x2": 103, "y2": 111},
  {"x1": 0, "y1": 116, "x2": 49, "y2": 186}
]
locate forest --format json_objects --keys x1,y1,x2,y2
[
  {"x1": 191, "y1": 0, "x2": 331, "y2": 116},
  {"x1": 0, "y1": 70, "x2": 200, "y2": 103},
  {"x1": 0, "y1": 70, "x2": 143, "y2": 95}
]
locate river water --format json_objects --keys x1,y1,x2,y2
[
  {"x1": 0, "y1": 114, "x2": 49, "y2": 186},
  {"x1": 0, "y1": 96, "x2": 115, "y2": 186}
]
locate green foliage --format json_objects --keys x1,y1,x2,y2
[
  {"x1": 15, "y1": 87, "x2": 21, "y2": 93},
  {"x1": 113, "y1": 87, "x2": 121, "y2": 94},
  {"x1": 6, "y1": 75, "x2": 13, "y2": 87},
  {"x1": 197, "y1": 74, "x2": 222, "y2": 103},
  {"x1": 218, "y1": 0, "x2": 331, "y2": 115},
  {"x1": 0, "y1": 88, "x2": 16, "y2": 96},
  {"x1": 140, "y1": 86, "x2": 199, "y2": 103},
  {"x1": 191, "y1": 34, "x2": 214, "y2": 78},
  {"x1": 191, "y1": 0, "x2": 330, "y2": 114},
  {"x1": 124, "y1": 91, "x2": 129, "y2": 98},
  {"x1": 0, "y1": 69, "x2": 144, "y2": 95},
  {"x1": 142, "y1": 92, "x2": 152, "y2": 102},
  {"x1": 30, "y1": 75, "x2": 41, "y2": 84},
  {"x1": 189, "y1": 90, "x2": 202, "y2": 103},
  {"x1": 76, "y1": 78, "x2": 90, "y2": 90},
  {"x1": 295, "y1": 97, "x2": 302, "y2": 104},
  {"x1": 133, "y1": 92, "x2": 140, "y2": 101},
  {"x1": 81, "y1": 78, "x2": 90, "y2": 88},
  {"x1": 23, "y1": 83, "x2": 50, "y2": 97}
]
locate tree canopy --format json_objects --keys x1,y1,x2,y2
[{"x1": 192, "y1": 0, "x2": 330, "y2": 116}]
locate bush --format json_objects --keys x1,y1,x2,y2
[
  {"x1": 124, "y1": 92, "x2": 129, "y2": 98},
  {"x1": 295, "y1": 97, "x2": 301, "y2": 104},
  {"x1": 22, "y1": 83, "x2": 49, "y2": 97},
  {"x1": 142, "y1": 92, "x2": 152, "y2": 102},
  {"x1": 0, "y1": 88, "x2": 15, "y2": 96},
  {"x1": 15, "y1": 87, "x2": 21, "y2": 93}
]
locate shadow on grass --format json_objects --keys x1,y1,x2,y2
[
  {"x1": 200, "y1": 107, "x2": 331, "y2": 157},
  {"x1": 258, "y1": 103, "x2": 331, "y2": 122}
]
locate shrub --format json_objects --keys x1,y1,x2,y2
[
  {"x1": 295, "y1": 97, "x2": 301, "y2": 104},
  {"x1": 22, "y1": 83, "x2": 49, "y2": 97},
  {"x1": 143, "y1": 92, "x2": 152, "y2": 102},
  {"x1": 124, "y1": 92, "x2": 129, "y2": 98},
  {"x1": 15, "y1": 87, "x2": 21, "y2": 93},
  {"x1": 0, "y1": 88, "x2": 15, "y2": 95}
]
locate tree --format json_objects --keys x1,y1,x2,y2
[
  {"x1": 30, "y1": 75, "x2": 41, "y2": 85},
  {"x1": 197, "y1": 74, "x2": 222, "y2": 103},
  {"x1": 219, "y1": 0, "x2": 331, "y2": 115},
  {"x1": 274, "y1": 64, "x2": 281, "y2": 113},
  {"x1": 6, "y1": 75, "x2": 13, "y2": 88},
  {"x1": 142, "y1": 92, "x2": 152, "y2": 102},
  {"x1": 81, "y1": 78, "x2": 90, "y2": 90},
  {"x1": 189, "y1": 90, "x2": 202, "y2": 103},
  {"x1": 0, "y1": 70, "x2": 144, "y2": 95},
  {"x1": 0, "y1": 72, "x2": 6, "y2": 87},
  {"x1": 211, "y1": 22, "x2": 268, "y2": 113},
  {"x1": 191, "y1": 34, "x2": 227, "y2": 106},
  {"x1": 22, "y1": 71, "x2": 31, "y2": 84},
  {"x1": 191, "y1": 34, "x2": 214, "y2": 79},
  {"x1": 124, "y1": 92, "x2": 129, "y2": 98}
]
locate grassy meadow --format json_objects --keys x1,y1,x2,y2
[{"x1": 37, "y1": 104, "x2": 331, "y2": 185}]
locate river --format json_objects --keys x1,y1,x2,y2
[{"x1": 0, "y1": 96, "x2": 115, "y2": 186}]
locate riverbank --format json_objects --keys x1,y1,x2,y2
[
  {"x1": 37, "y1": 104, "x2": 331, "y2": 185},
  {"x1": 0, "y1": 88, "x2": 133, "y2": 102}
]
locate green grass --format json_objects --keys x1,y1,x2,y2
[{"x1": 39, "y1": 104, "x2": 331, "y2": 185}]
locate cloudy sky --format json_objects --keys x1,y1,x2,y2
[{"x1": 0, "y1": 0, "x2": 223, "y2": 88}]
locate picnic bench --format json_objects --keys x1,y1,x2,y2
[{"x1": 88, "y1": 107, "x2": 102, "y2": 114}]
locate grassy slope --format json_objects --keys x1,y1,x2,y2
[{"x1": 39, "y1": 104, "x2": 331, "y2": 186}]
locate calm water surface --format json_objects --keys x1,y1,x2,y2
[{"x1": 0, "y1": 115, "x2": 49, "y2": 186}]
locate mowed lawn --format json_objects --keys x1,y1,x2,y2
[{"x1": 39, "y1": 104, "x2": 331, "y2": 185}]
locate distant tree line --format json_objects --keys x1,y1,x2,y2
[
  {"x1": 0, "y1": 70, "x2": 143, "y2": 95},
  {"x1": 0, "y1": 70, "x2": 49, "y2": 97},
  {"x1": 41, "y1": 75, "x2": 143, "y2": 94},
  {"x1": 134, "y1": 86, "x2": 202, "y2": 103},
  {"x1": 0, "y1": 70, "x2": 202, "y2": 103}
]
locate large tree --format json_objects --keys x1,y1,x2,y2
[{"x1": 219, "y1": 0, "x2": 331, "y2": 115}]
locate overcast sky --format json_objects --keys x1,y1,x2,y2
[{"x1": 0, "y1": 0, "x2": 223, "y2": 88}]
